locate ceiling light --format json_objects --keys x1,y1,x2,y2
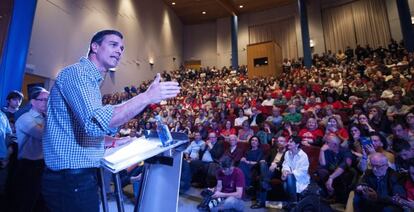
[
  {"x1": 202, "y1": 11, "x2": 206, "y2": 14},
  {"x1": 172, "y1": 2, "x2": 176, "y2": 5},
  {"x1": 239, "y1": 5, "x2": 244, "y2": 8}
]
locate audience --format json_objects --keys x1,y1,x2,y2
[{"x1": 2, "y1": 40, "x2": 414, "y2": 210}]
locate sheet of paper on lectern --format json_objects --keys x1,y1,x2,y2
[
  {"x1": 101, "y1": 133, "x2": 188, "y2": 173},
  {"x1": 103, "y1": 136, "x2": 160, "y2": 166}
]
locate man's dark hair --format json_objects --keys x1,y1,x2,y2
[
  {"x1": 392, "y1": 138, "x2": 411, "y2": 154},
  {"x1": 391, "y1": 120, "x2": 407, "y2": 130},
  {"x1": 369, "y1": 132, "x2": 388, "y2": 150},
  {"x1": 88, "y1": 30, "x2": 123, "y2": 56},
  {"x1": 6, "y1": 90, "x2": 23, "y2": 101},
  {"x1": 289, "y1": 136, "x2": 302, "y2": 146},
  {"x1": 408, "y1": 158, "x2": 414, "y2": 169},
  {"x1": 29, "y1": 86, "x2": 47, "y2": 100},
  {"x1": 220, "y1": 156, "x2": 233, "y2": 169}
]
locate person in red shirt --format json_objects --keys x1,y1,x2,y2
[
  {"x1": 220, "y1": 120, "x2": 236, "y2": 141},
  {"x1": 321, "y1": 96, "x2": 343, "y2": 110},
  {"x1": 324, "y1": 116, "x2": 349, "y2": 143},
  {"x1": 299, "y1": 117, "x2": 324, "y2": 147},
  {"x1": 209, "y1": 156, "x2": 245, "y2": 212}
]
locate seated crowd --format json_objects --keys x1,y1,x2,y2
[{"x1": 104, "y1": 40, "x2": 414, "y2": 211}]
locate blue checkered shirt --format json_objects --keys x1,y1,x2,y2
[{"x1": 43, "y1": 57, "x2": 116, "y2": 170}]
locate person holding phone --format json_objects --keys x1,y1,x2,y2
[
  {"x1": 353, "y1": 153, "x2": 405, "y2": 211},
  {"x1": 359, "y1": 133, "x2": 395, "y2": 172}
]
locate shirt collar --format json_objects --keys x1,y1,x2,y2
[
  {"x1": 28, "y1": 108, "x2": 43, "y2": 118},
  {"x1": 80, "y1": 57, "x2": 104, "y2": 84}
]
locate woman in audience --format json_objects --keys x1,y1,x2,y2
[
  {"x1": 220, "y1": 120, "x2": 236, "y2": 141},
  {"x1": 357, "y1": 113, "x2": 376, "y2": 134},
  {"x1": 299, "y1": 117, "x2": 324, "y2": 147},
  {"x1": 234, "y1": 108, "x2": 248, "y2": 127},
  {"x1": 325, "y1": 116, "x2": 349, "y2": 144},
  {"x1": 239, "y1": 136, "x2": 264, "y2": 189},
  {"x1": 367, "y1": 106, "x2": 390, "y2": 134},
  {"x1": 256, "y1": 122, "x2": 274, "y2": 144},
  {"x1": 237, "y1": 120, "x2": 254, "y2": 143}
]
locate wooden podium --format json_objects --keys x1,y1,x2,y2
[
  {"x1": 100, "y1": 132, "x2": 188, "y2": 212},
  {"x1": 247, "y1": 41, "x2": 282, "y2": 78}
]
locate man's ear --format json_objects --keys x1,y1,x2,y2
[{"x1": 90, "y1": 42, "x2": 99, "y2": 54}]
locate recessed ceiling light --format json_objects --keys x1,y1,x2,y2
[
  {"x1": 239, "y1": 5, "x2": 244, "y2": 8},
  {"x1": 202, "y1": 11, "x2": 206, "y2": 14},
  {"x1": 172, "y1": 2, "x2": 176, "y2": 5}
]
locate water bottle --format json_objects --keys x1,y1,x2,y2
[{"x1": 155, "y1": 115, "x2": 173, "y2": 146}]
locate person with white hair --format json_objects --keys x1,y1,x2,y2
[{"x1": 354, "y1": 153, "x2": 405, "y2": 211}]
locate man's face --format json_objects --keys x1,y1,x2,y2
[
  {"x1": 194, "y1": 133, "x2": 201, "y2": 141},
  {"x1": 399, "y1": 149, "x2": 414, "y2": 160},
  {"x1": 371, "y1": 158, "x2": 388, "y2": 177},
  {"x1": 8, "y1": 98, "x2": 22, "y2": 109},
  {"x1": 327, "y1": 138, "x2": 340, "y2": 151},
  {"x1": 392, "y1": 125, "x2": 407, "y2": 139},
  {"x1": 287, "y1": 139, "x2": 298, "y2": 151},
  {"x1": 229, "y1": 135, "x2": 238, "y2": 146},
  {"x1": 306, "y1": 118, "x2": 317, "y2": 130},
  {"x1": 92, "y1": 34, "x2": 124, "y2": 70},
  {"x1": 222, "y1": 167, "x2": 234, "y2": 176},
  {"x1": 31, "y1": 91, "x2": 49, "y2": 114},
  {"x1": 272, "y1": 108, "x2": 280, "y2": 116},
  {"x1": 208, "y1": 133, "x2": 217, "y2": 143},
  {"x1": 371, "y1": 135, "x2": 382, "y2": 149},
  {"x1": 406, "y1": 113, "x2": 414, "y2": 125}
]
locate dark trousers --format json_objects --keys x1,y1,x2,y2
[
  {"x1": 11, "y1": 159, "x2": 47, "y2": 212},
  {"x1": 257, "y1": 162, "x2": 283, "y2": 204},
  {"x1": 186, "y1": 160, "x2": 220, "y2": 188},
  {"x1": 317, "y1": 167, "x2": 357, "y2": 203},
  {"x1": 239, "y1": 161, "x2": 258, "y2": 187},
  {"x1": 353, "y1": 193, "x2": 403, "y2": 212},
  {"x1": 42, "y1": 168, "x2": 99, "y2": 212}
]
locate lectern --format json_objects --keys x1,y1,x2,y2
[{"x1": 100, "y1": 132, "x2": 188, "y2": 212}]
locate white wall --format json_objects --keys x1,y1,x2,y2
[
  {"x1": 216, "y1": 18, "x2": 231, "y2": 68},
  {"x1": 183, "y1": 0, "x2": 410, "y2": 68},
  {"x1": 183, "y1": 22, "x2": 217, "y2": 67},
  {"x1": 386, "y1": 0, "x2": 403, "y2": 42},
  {"x1": 27, "y1": 0, "x2": 183, "y2": 94},
  {"x1": 184, "y1": 3, "x2": 301, "y2": 68},
  {"x1": 308, "y1": 0, "x2": 326, "y2": 54}
]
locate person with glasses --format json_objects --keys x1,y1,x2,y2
[
  {"x1": 10, "y1": 87, "x2": 49, "y2": 211},
  {"x1": 353, "y1": 153, "x2": 405, "y2": 211},
  {"x1": 318, "y1": 134, "x2": 354, "y2": 203},
  {"x1": 192, "y1": 132, "x2": 225, "y2": 188}
]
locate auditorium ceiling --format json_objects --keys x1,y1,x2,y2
[{"x1": 162, "y1": 0, "x2": 296, "y2": 25}]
